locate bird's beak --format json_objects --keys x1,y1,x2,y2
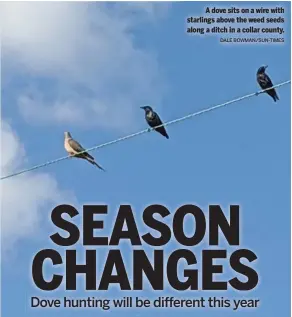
[
  {"x1": 140, "y1": 106, "x2": 145, "y2": 110},
  {"x1": 264, "y1": 65, "x2": 268, "y2": 69}
]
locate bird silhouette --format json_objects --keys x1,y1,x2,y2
[
  {"x1": 140, "y1": 106, "x2": 169, "y2": 139},
  {"x1": 257, "y1": 65, "x2": 279, "y2": 102},
  {"x1": 64, "y1": 132, "x2": 105, "y2": 171}
]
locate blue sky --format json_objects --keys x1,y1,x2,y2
[{"x1": 1, "y1": 1, "x2": 291, "y2": 317}]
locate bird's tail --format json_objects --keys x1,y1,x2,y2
[
  {"x1": 87, "y1": 158, "x2": 106, "y2": 171},
  {"x1": 273, "y1": 94, "x2": 279, "y2": 102},
  {"x1": 156, "y1": 127, "x2": 169, "y2": 139},
  {"x1": 275, "y1": 93, "x2": 280, "y2": 101}
]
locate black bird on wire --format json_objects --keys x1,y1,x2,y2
[
  {"x1": 140, "y1": 106, "x2": 169, "y2": 139},
  {"x1": 256, "y1": 65, "x2": 279, "y2": 102}
]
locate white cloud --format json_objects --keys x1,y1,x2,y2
[
  {"x1": 17, "y1": 87, "x2": 142, "y2": 130},
  {"x1": 0, "y1": 120, "x2": 75, "y2": 252},
  {"x1": 0, "y1": 2, "x2": 169, "y2": 131}
]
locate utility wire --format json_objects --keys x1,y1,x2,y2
[{"x1": 1, "y1": 80, "x2": 290, "y2": 181}]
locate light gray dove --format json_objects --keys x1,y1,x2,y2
[{"x1": 64, "y1": 132, "x2": 105, "y2": 171}]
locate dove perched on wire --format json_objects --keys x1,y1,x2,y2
[
  {"x1": 256, "y1": 65, "x2": 279, "y2": 102},
  {"x1": 64, "y1": 132, "x2": 105, "y2": 171},
  {"x1": 140, "y1": 106, "x2": 169, "y2": 139}
]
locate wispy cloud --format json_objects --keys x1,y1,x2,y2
[
  {"x1": 0, "y1": 2, "x2": 170, "y2": 252},
  {"x1": 1, "y1": 120, "x2": 75, "y2": 252},
  {"x1": 1, "y1": 2, "x2": 169, "y2": 131}
]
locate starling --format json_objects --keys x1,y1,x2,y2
[
  {"x1": 140, "y1": 106, "x2": 169, "y2": 139},
  {"x1": 257, "y1": 65, "x2": 279, "y2": 102},
  {"x1": 64, "y1": 132, "x2": 105, "y2": 171}
]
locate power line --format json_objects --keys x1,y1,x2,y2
[{"x1": 1, "y1": 80, "x2": 290, "y2": 181}]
